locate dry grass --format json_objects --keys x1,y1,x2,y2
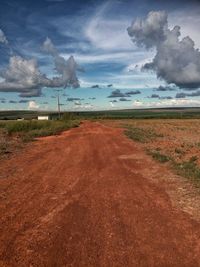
[
  {"x1": 104, "y1": 119, "x2": 200, "y2": 185},
  {"x1": 0, "y1": 129, "x2": 22, "y2": 158}
]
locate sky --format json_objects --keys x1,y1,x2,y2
[{"x1": 0, "y1": 0, "x2": 200, "y2": 111}]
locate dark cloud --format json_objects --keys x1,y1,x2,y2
[
  {"x1": 19, "y1": 99, "x2": 29, "y2": 103},
  {"x1": 91, "y1": 84, "x2": 99, "y2": 88},
  {"x1": 108, "y1": 89, "x2": 128, "y2": 98},
  {"x1": 89, "y1": 97, "x2": 96, "y2": 100},
  {"x1": 176, "y1": 93, "x2": 186, "y2": 98},
  {"x1": 9, "y1": 100, "x2": 17, "y2": 103},
  {"x1": 155, "y1": 85, "x2": 176, "y2": 91},
  {"x1": 148, "y1": 94, "x2": 173, "y2": 99},
  {"x1": 159, "y1": 96, "x2": 173, "y2": 99},
  {"x1": 126, "y1": 90, "x2": 141, "y2": 95},
  {"x1": 109, "y1": 100, "x2": 118, "y2": 103},
  {"x1": 107, "y1": 84, "x2": 113, "y2": 87},
  {"x1": 108, "y1": 89, "x2": 141, "y2": 98},
  {"x1": 119, "y1": 98, "x2": 131, "y2": 101},
  {"x1": 128, "y1": 11, "x2": 200, "y2": 89},
  {"x1": 176, "y1": 90, "x2": 200, "y2": 98},
  {"x1": 67, "y1": 97, "x2": 83, "y2": 102},
  {"x1": 149, "y1": 94, "x2": 160, "y2": 98},
  {"x1": 186, "y1": 91, "x2": 200, "y2": 97}
]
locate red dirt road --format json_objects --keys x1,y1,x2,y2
[{"x1": 0, "y1": 121, "x2": 200, "y2": 267}]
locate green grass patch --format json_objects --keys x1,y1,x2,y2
[
  {"x1": 0, "y1": 119, "x2": 80, "y2": 142},
  {"x1": 149, "y1": 152, "x2": 200, "y2": 185},
  {"x1": 0, "y1": 119, "x2": 80, "y2": 158},
  {"x1": 172, "y1": 157, "x2": 200, "y2": 185},
  {"x1": 124, "y1": 126, "x2": 163, "y2": 143},
  {"x1": 147, "y1": 150, "x2": 200, "y2": 184},
  {"x1": 147, "y1": 150, "x2": 171, "y2": 163},
  {"x1": 124, "y1": 124, "x2": 200, "y2": 185}
]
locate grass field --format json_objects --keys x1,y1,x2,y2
[{"x1": 2, "y1": 107, "x2": 200, "y2": 120}]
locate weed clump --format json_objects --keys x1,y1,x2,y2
[
  {"x1": 147, "y1": 150, "x2": 171, "y2": 163},
  {"x1": 124, "y1": 126, "x2": 163, "y2": 143},
  {"x1": 172, "y1": 156, "x2": 200, "y2": 184}
]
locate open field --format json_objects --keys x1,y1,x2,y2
[
  {"x1": 1, "y1": 120, "x2": 200, "y2": 266},
  {"x1": 2, "y1": 107, "x2": 200, "y2": 120},
  {"x1": 103, "y1": 119, "x2": 200, "y2": 186}
]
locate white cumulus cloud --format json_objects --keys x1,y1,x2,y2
[
  {"x1": 128, "y1": 11, "x2": 200, "y2": 89},
  {"x1": 42, "y1": 37, "x2": 83, "y2": 88},
  {"x1": 28, "y1": 100, "x2": 40, "y2": 110},
  {"x1": 0, "y1": 29, "x2": 8, "y2": 44},
  {"x1": 0, "y1": 38, "x2": 83, "y2": 97},
  {"x1": 0, "y1": 56, "x2": 51, "y2": 97}
]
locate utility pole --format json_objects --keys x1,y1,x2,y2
[{"x1": 56, "y1": 90, "x2": 61, "y2": 119}]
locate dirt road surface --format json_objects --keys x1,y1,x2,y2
[{"x1": 0, "y1": 121, "x2": 200, "y2": 267}]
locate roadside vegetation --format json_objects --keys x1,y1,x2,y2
[
  {"x1": 122, "y1": 119, "x2": 200, "y2": 186},
  {"x1": 124, "y1": 125, "x2": 163, "y2": 143},
  {"x1": 0, "y1": 120, "x2": 79, "y2": 139},
  {"x1": 0, "y1": 128, "x2": 23, "y2": 157},
  {"x1": 172, "y1": 157, "x2": 200, "y2": 186},
  {"x1": 0, "y1": 116, "x2": 79, "y2": 157},
  {"x1": 146, "y1": 150, "x2": 171, "y2": 163}
]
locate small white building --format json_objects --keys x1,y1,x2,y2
[{"x1": 38, "y1": 116, "x2": 49, "y2": 121}]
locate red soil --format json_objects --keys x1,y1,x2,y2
[{"x1": 0, "y1": 121, "x2": 200, "y2": 266}]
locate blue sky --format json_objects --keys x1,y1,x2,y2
[{"x1": 0, "y1": 0, "x2": 200, "y2": 110}]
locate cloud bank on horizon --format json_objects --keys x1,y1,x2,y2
[{"x1": 128, "y1": 10, "x2": 200, "y2": 89}]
